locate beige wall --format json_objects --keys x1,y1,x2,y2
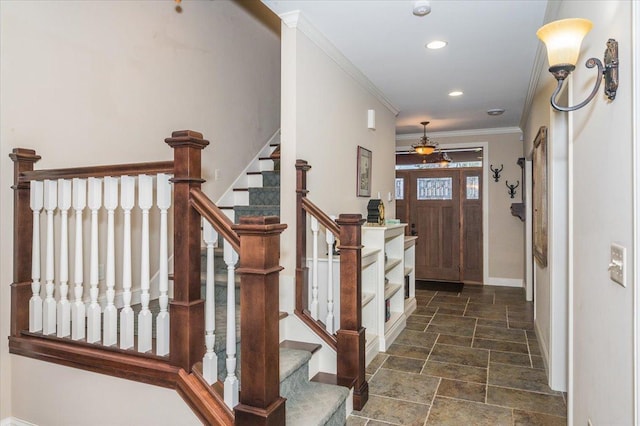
[
  {"x1": 279, "y1": 16, "x2": 398, "y2": 299},
  {"x1": 0, "y1": 0, "x2": 280, "y2": 422},
  {"x1": 524, "y1": 0, "x2": 634, "y2": 422},
  {"x1": 397, "y1": 131, "x2": 526, "y2": 284}
]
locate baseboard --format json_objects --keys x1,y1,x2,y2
[
  {"x1": 534, "y1": 319, "x2": 550, "y2": 377},
  {"x1": 485, "y1": 277, "x2": 524, "y2": 288},
  {"x1": 0, "y1": 417, "x2": 38, "y2": 426}
]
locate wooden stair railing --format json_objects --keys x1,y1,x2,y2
[
  {"x1": 295, "y1": 159, "x2": 369, "y2": 410},
  {"x1": 9, "y1": 130, "x2": 286, "y2": 426}
]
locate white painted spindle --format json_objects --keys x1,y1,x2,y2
[
  {"x1": 310, "y1": 216, "x2": 320, "y2": 319},
  {"x1": 120, "y1": 176, "x2": 136, "y2": 349},
  {"x1": 29, "y1": 180, "x2": 44, "y2": 333},
  {"x1": 87, "y1": 177, "x2": 102, "y2": 343},
  {"x1": 119, "y1": 176, "x2": 135, "y2": 349},
  {"x1": 137, "y1": 174, "x2": 153, "y2": 353},
  {"x1": 202, "y1": 220, "x2": 218, "y2": 384},
  {"x1": 56, "y1": 179, "x2": 71, "y2": 338},
  {"x1": 326, "y1": 221, "x2": 336, "y2": 334},
  {"x1": 42, "y1": 180, "x2": 57, "y2": 335},
  {"x1": 103, "y1": 176, "x2": 118, "y2": 346},
  {"x1": 223, "y1": 240, "x2": 239, "y2": 408},
  {"x1": 71, "y1": 178, "x2": 86, "y2": 340},
  {"x1": 156, "y1": 173, "x2": 171, "y2": 356}
]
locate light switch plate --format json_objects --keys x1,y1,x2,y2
[{"x1": 610, "y1": 243, "x2": 626, "y2": 287}]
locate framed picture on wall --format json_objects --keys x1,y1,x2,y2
[
  {"x1": 357, "y1": 146, "x2": 372, "y2": 197},
  {"x1": 533, "y1": 126, "x2": 548, "y2": 268}
]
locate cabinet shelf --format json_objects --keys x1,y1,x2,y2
[
  {"x1": 384, "y1": 258, "x2": 402, "y2": 273},
  {"x1": 362, "y1": 292, "x2": 375, "y2": 308},
  {"x1": 384, "y1": 283, "x2": 402, "y2": 300}
]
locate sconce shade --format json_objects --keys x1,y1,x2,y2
[{"x1": 536, "y1": 18, "x2": 593, "y2": 67}]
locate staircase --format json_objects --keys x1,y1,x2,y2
[{"x1": 212, "y1": 138, "x2": 351, "y2": 424}]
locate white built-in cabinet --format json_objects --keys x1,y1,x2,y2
[
  {"x1": 306, "y1": 223, "x2": 417, "y2": 366},
  {"x1": 362, "y1": 224, "x2": 417, "y2": 365}
]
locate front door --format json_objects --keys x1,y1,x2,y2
[{"x1": 398, "y1": 167, "x2": 483, "y2": 282}]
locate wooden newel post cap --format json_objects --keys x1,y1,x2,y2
[
  {"x1": 165, "y1": 130, "x2": 209, "y2": 149},
  {"x1": 336, "y1": 214, "x2": 366, "y2": 226},
  {"x1": 233, "y1": 216, "x2": 287, "y2": 234},
  {"x1": 295, "y1": 159, "x2": 311, "y2": 171}
]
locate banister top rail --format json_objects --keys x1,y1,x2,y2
[
  {"x1": 189, "y1": 187, "x2": 240, "y2": 253},
  {"x1": 19, "y1": 160, "x2": 174, "y2": 182},
  {"x1": 301, "y1": 198, "x2": 340, "y2": 236}
]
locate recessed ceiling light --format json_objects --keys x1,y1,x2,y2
[
  {"x1": 487, "y1": 108, "x2": 505, "y2": 116},
  {"x1": 413, "y1": 0, "x2": 431, "y2": 16},
  {"x1": 448, "y1": 91, "x2": 463, "y2": 97},
  {"x1": 426, "y1": 40, "x2": 447, "y2": 50}
]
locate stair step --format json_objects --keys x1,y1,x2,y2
[
  {"x1": 311, "y1": 372, "x2": 338, "y2": 385},
  {"x1": 285, "y1": 381, "x2": 349, "y2": 426},
  {"x1": 233, "y1": 205, "x2": 280, "y2": 223},
  {"x1": 280, "y1": 340, "x2": 321, "y2": 355},
  {"x1": 279, "y1": 348, "x2": 312, "y2": 400},
  {"x1": 249, "y1": 187, "x2": 279, "y2": 205}
]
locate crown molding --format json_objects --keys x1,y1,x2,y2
[
  {"x1": 519, "y1": 0, "x2": 562, "y2": 131},
  {"x1": 279, "y1": 10, "x2": 400, "y2": 116},
  {"x1": 395, "y1": 126, "x2": 522, "y2": 142}
]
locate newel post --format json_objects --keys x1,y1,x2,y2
[
  {"x1": 165, "y1": 130, "x2": 208, "y2": 371},
  {"x1": 336, "y1": 214, "x2": 368, "y2": 410},
  {"x1": 9, "y1": 148, "x2": 41, "y2": 337},
  {"x1": 295, "y1": 160, "x2": 311, "y2": 313},
  {"x1": 233, "y1": 216, "x2": 287, "y2": 426}
]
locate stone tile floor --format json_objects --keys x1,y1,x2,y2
[{"x1": 348, "y1": 285, "x2": 567, "y2": 426}]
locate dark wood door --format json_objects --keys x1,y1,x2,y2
[
  {"x1": 411, "y1": 169, "x2": 461, "y2": 281},
  {"x1": 398, "y1": 167, "x2": 483, "y2": 283}
]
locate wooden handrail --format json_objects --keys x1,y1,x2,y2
[
  {"x1": 295, "y1": 158, "x2": 368, "y2": 411},
  {"x1": 10, "y1": 131, "x2": 286, "y2": 424},
  {"x1": 19, "y1": 161, "x2": 174, "y2": 182},
  {"x1": 189, "y1": 187, "x2": 240, "y2": 253},
  {"x1": 301, "y1": 198, "x2": 340, "y2": 236}
]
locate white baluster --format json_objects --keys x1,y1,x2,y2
[
  {"x1": 57, "y1": 179, "x2": 71, "y2": 338},
  {"x1": 29, "y1": 180, "x2": 44, "y2": 333},
  {"x1": 137, "y1": 174, "x2": 153, "y2": 353},
  {"x1": 42, "y1": 179, "x2": 57, "y2": 335},
  {"x1": 87, "y1": 177, "x2": 102, "y2": 343},
  {"x1": 223, "y1": 240, "x2": 239, "y2": 409},
  {"x1": 326, "y1": 220, "x2": 336, "y2": 334},
  {"x1": 103, "y1": 176, "x2": 118, "y2": 346},
  {"x1": 119, "y1": 176, "x2": 135, "y2": 349},
  {"x1": 202, "y1": 220, "x2": 218, "y2": 384},
  {"x1": 156, "y1": 173, "x2": 171, "y2": 356},
  {"x1": 310, "y1": 216, "x2": 319, "y2": 319},
  {"x1": 71, "y1": 178, "x2": 86, "y2": 340}
]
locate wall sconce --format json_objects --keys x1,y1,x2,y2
[{"x1": 536, "y1": 18, "x2": 618, "y2": 112}]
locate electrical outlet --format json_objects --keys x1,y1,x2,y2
[
  {"x1": 609, "y1": 243, "x2": 626, "y2": 287},
  {"x1": 215, "y1": 169, "x2": 221, "y2": 181}
]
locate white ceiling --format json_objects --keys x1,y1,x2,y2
[{"x1": 262, "y1": 0, "x2": 548, "y2": 136}]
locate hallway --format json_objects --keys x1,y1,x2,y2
[{"x1": 348, "y1": 285, "x2": 567, "y2": 425}]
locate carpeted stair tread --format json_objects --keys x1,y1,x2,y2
[{"x1": 285, "y1": 381, "x2": 349, "y2": 426}]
